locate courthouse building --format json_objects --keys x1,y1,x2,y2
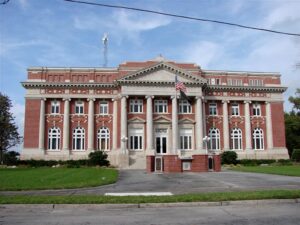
[{"x1": 21, "y1": 56, "x2": 289, "y2": 172}]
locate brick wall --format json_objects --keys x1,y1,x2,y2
[{"x1": 23, "y1": 99, "x2": 40, "y2": 148}]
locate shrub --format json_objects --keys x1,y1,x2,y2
[
  {"x1": 88, "y1": 151, "x2": 110, "y2": 166},
  {"x1": 237, "y1": 159, "x2": 276, "y2": 166},
  {"x1": 221, "y1": 151, "x2": 238, "y2": 165},
  {"x1": 277, "y1": 159, "x2": 293, "y2": 165},
  {"x1": 3, "y1": 151, "x2": 20, "y2": 165},
  {"x1": 291, "y1": 149, "x2": 300, "y2": 162}
]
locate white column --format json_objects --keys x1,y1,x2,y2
[
  {"x1": 202, "y1": 100, "x2": 207, "y2": 137},
  {"x1": 38, "y1": 98, "x2": 46, "y2": 150},
  {"x1": 266, "y1": 101, "x2": 273, "y2": 149},
  {"x1": 87, "y1": 98, "x2": 95, "y2": 151},
  {"x1": 222, "y1": 100, "x2": 229, "y2": 151},
  {"x1": 146, "y1": 96, "x2": 154, "y2": 151},
  {"x1": 62, "y1": 99, "x2": 70, "y2": 151},
  {"x1": 195, "y1": 96, "x2": 203, "y2": 150},
  {"x1": 112, "y1": 98, "x2": 118, "y2": 150},
  {"x1": 244, "y1": 101, "x2": 251, "y2": 150},
  {"x1": 172, "y1": 96, "x2": 178, "y2": 154},
  {"x1": 120, "y1": 96, "x2": 128, "y2": 153}
]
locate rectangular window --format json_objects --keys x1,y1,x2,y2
[
  {"x1": 51, "y1": 101, "x2": 60, "y2": 114},
  {"x1": 75, "y1": 101, "x2": 84, "y2": 114},
  {"x1": 228, "y1": 79, "x2": 242, "y2": 86},
  {"x1": 179, "y1": 129, "x2": 192, "y2": 150},
  {"x1": 129, "y1": 99, "x2": 143, "y2": 113},
  {"x1": 179, "y1": 100, "x2": 191, "y2": 114},
  {"x1": 209, "y1": 103, "x2": 217, "y2": 115},
  {"x1": 100, "y1": 101, "x2": 108, "y2": 115},
  {"x1": 249, "y1": 79, "x2": 263, "y2": 86},
  {"x1": 209, "y1": 78, "x2": 220, "y2": 85},
  {"x1": 154, "y1": 100, "x2": 168, "y2": 113},
  {"x1": 231, "y1": 103, "x2": 239, "y2": 116},
  {"x1": 253, "y1": 103, "x2": 261, "y2": 116},
  {"x1": 129, "y1": 129, "x2": 143, "y2": 150}
]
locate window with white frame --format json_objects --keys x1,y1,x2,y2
[
  {"x1": 253, "y1": 128, "x2": 264, "y2": 150},
  {"x1": 51, "y1": 100, "x2": 60, "y2": 114},
  {"x1": 179, "y1": 100, "x2": 191, "y2": 114},
  {"x1": 99, "y1": 101, "x2": 108, "y2": 115},
  {"x1": 129, "y1": 99, "x2": 143, "y2": 113},
  {"x1": 209, "y1": 103, "x2": 217, "y2": 115},
  {"x1": 75, "y1": 101, "x2": 84, "y2": 114},
  {"x1": 72, "y1": 127, "x2": 85, "y2": 150},
  {"x1": 208, "y1": 128, "x2": 220, "y2": 150},
  {"x1": 48, "y1": 127, "x2": 60, "y2": 150},
  {"x1": 209, "y1": 78, "x2": 220, "y2": 85},
  {"x1": 129, "y1": 128, "x2": 143, "y2": 150},
  {"x1": 231, "y1": 128, "x2": 242, "y2": 150},
  {"x1": 227, "y1": 79, "x2": 243, "y2": 86},
  {"x1": 249, "y1": 79, "x2": 263, "y2": 86},
  {"x1": 231, "y1": 103, "x2": 239, "y2": 115},
  {"x1": 154, "y1": 100, "x2": 168, "y2": 113},
  {"x1": 253, "y1": 103, "x2": 261, "y2": 116},
  {"x1": 180, "y1": 129, "x2": 192, "y2": 150},
  {"x1": 97, "y1": 127, "x2": 110, "y2": 150}
]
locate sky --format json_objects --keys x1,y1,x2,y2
[{"x1": 0, "y1": 0, "x2": 300, "y2": 151}]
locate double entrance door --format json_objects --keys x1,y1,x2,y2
[
  {"x1": 154, "y1": 129, "x2": 167, "y2": 172},
  {"x1": 155, "y1": 129, "x2": 167, "y2": 154}
]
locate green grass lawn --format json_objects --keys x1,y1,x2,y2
[
  {"x1": 0, "y1": 167, "x2": 118, "y2": 191},
  {"x1": 0, "y1": 190, "x2": 299, "y2": 204},
  {"x1": 230, "y1": 165, "x2": 300, "y2": 176}
]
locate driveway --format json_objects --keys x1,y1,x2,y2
[{"x1": 1, "y1": 169, "x2": 300, "y2": 196}]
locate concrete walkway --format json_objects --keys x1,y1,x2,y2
[{"x1": 1, "y1": 170, "x2": 300, "y2": 196}]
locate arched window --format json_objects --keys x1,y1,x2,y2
[
  {"x1": 208, "y1": 128, "x2": 220, "y2": 150},
  {"x1": 48, "y1": 127, "x2": 61, "y2": 150},
  {"x1": 72, "y1": 127, "x2": 85, "y2": 150},
  {"x1": 231, "y1": 128, "x2": 242, "y2": 150},
  {"x1": 253, "y1": 128, "x2": 264, "y2": 150},
  {"x1": 97, "y1": 127, "x2": 110, "y2": 151}
]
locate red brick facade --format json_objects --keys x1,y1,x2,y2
[{"x1": 21, "y1": 57, "x2": 289, "y2": 173}]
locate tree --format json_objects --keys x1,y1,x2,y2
[
  {"x1": 285, "y1": 89, "x2": 300, "y2": 156},
  {"x1": 0, "y1": 93, "x2": 22, "y2": 164},
  {"x1": 288, "y1": 88, "x2": 300, "y2": 115}
]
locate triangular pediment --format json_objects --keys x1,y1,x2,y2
[
  {"x1": 178, "y1": 118, "x2": 195, "y2": 124},
  {"x1": 153, "y1": 115, "x2": 172, "y2": 123},
  {"x1": 117, "y1": 62, "x2": 206, "y2": 85},
  {"x1": 128, "y1": 117, "x2": 146, "y2": 123}
]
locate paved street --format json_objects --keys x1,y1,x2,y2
[
  {"x1": 1, "y1": 202, "x2": 299, "y2": 225},
  {"x1": 1, "y1": 169, "x2": 300, "y2": 196}
]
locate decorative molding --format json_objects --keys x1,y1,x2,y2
[
  {"x1": 206, "y1": 85, "x2": 287, "y2": 93},
  {"x1": 22, "y1": 82, "x2": 116, "y2": 89}
]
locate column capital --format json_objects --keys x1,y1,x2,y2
[
  {"x1": 195, "y1": 96, "x2": 203, "y2": 100},
  {"x1": 87, "y1": 98, "x2": 96, "y2": 102},
  {"x1": 265, "y1": 101, "x2": 270, "y2": 104},
  {"x1": 120, "y1": 95, "x2": 129, "y2": 99},
  {"x1": 222, "y1": 100, "x2": 230, "y2": 104},
  {"x1": 145, "y1": 95, "x2": 154, "y2": 99},
  {"x1": 41, "y1": 98, "x2": 47, "y2": 101},
  {"x1": 63, "y1": 98, "x2": 71, "y2": 102},
  {"x1": 244, "y1": 100, "x2": 251, "y2": 104},
  {"x1": 170, "y1": 95, "x2": 179, "y2": 99}
]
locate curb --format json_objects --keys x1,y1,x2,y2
[{"x1": 1, "y1": 199, "x2": 299, "y2": 210}]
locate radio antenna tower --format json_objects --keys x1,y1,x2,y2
[{"x1": 102, "y1": 33, "x2": 108, "y2": 67}]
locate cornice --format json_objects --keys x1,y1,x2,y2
[
  {"x1": 21, "y1": 82, "x2": 116, "y2": 89},
  {"x1": 206, "y1": 85, "x2": 287, "y2": 93},
  {"x1": 117, "y1": 61, "x2": 207, "y2": 84},
  {"x1": 115, "y1": 80, "x2": 205, "y2": 87}
]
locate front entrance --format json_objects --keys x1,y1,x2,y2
[{"x1": 155, "y1": 129, "x2": 168, "y2": 154}]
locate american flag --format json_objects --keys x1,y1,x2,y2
[{"x1": 175, "y1": 75, "x2": 187, "y2": 93}]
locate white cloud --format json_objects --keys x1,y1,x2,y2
[
  {"x1": 182, "y1": 41, "x2": 223, "y2": 68},
  {"x1": 73, "y1": 9, "x2": 171, "y2": 42}
]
